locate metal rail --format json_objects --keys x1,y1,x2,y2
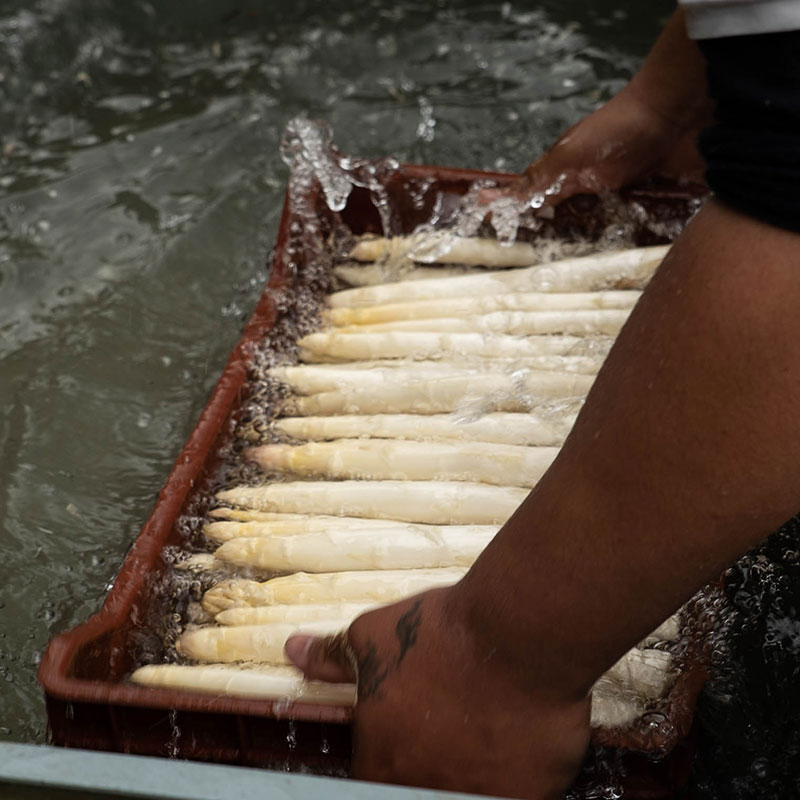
[{"x1": 0, "y1": 742, "x2": 486, "y2": 800}]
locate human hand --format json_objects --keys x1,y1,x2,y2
[
  {"x1": 484, "y1": 86, "x2": 706, "y2": 210},
  {"x1": 484, "y1": 10, "x2": 711, "y2": 211},
  {"x1": 285, "y1": 587, "x2": 591, "y2": 799}
]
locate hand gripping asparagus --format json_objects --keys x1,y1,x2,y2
[
  {"x1": 248, "y1": 439, "x2": 558, "y2": 487},
  {"x1": 177, "y1": 621, "x2": 346, "y2": 665},
  {"x1": 131, "y1": 664, "x2": 356, "y2": 706},
  {"x1": 213, "y1": 526, "x2": 496, "y2": 572},
  {"x1": 287, "y1": 372, "x2": 593, "y2": 416},
  {"x1": 216, "y1": 481, "x2": 528, "y2": 524},
  {"x1": 273, "y1": 412, "x2": 576, "y2": 447},
  {"x1": 325, "y1": 290, "x2": 641, "y2": 327},
  {"x1": 129, "y1": 662, "x2": 653, "y2": 718},
  {"x1": 201, "y1": 567, "x2": 468, "y2": 614},
  {"x1": 337, "y1": 308, "x2": 630, "y2": 337},
  {"x1": 330, "y1": 245, "x2": 669, "y2": 308},
  {"x1": 298, "y1": 331, "x2": 611, "y2": 363},
  {"x1": 205, "y1": 519, "x2": 498, "y2": 544}
]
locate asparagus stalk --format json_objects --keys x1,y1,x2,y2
[
  {"x1": 129, "y1": 661, "x2": 659, "y2": 721},
  {"x1": 205, "y1": 519, "x2": 498, "y2": 544},
  {"x1": 297, "y1": 331, "x2": 611, "y2": 363},
  {"x1": 590, "y1": 690, "x2": 645, "y2": 729},
  {"x1": 330, "y1": 246, "x2": 669, "y2": 308},
  {"x1": 350, "y1": 234, "x2": 545, "y2": 267},
  {"x1": 208, "y1": 508, "x2": 405, "y2": 525},
  {"x1": 215, "y1": 601, "x2": 378, "y2": 626},
  {"x1": 599, "y1": 648, "x2": 675, "y2": 700},
  {"x1": 202, "y1": 567, "x2": 468, "y2": 614},
  {"x1": 273, "y1": 412, "x2": 576, "y2": 447},
  {"x1": 177, "y1": 621, "x2": 346, "y2": 665},
  {"x1": 337, "y1": 308, "x2": 629, "y2": 337},
  {"x1": 216, "y1": 481, "x2": 528, "y2": 524},
  {"x1": 131, "y1": 663, "x2": 356, "y2": 705},
  {"x1": 130, "y1": 662, "x2": 660, "y2": 722},
  {"x1": 326, "y1": 290, "x2": 641, "y2": 326},
  {"x1": 641, "y1": 614, "x2": 681, "y2": 646},
  {"x1": 314, "y1": 355, "x2": 604, "y2": 374},
  {"x1": 335, "y1": 263, "x2": 475, "y2": 287},
  {"x1": 271, "y1": 356, "x2": 600, "y2": 395},
  {"x1": 248, "y1": 439, "x2": 558, "y2": 487},
  {"x1": 287, "y1": 372, "x2": 593, "y2": 416},
  {"x1": 271, "y1": 364, "x2": 507, "y2": 396},
  {"x1": 214, "y1": 527, "x2": 496, "y2": 572}
]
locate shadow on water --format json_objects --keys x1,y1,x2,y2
[{"x1": 7, "y1": 2, "x2": 796, "y2": 799}]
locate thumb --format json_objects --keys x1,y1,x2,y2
[{"x1": 285, "y1": 632, "x2": 358, "y2": 684}]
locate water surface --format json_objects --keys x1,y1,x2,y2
[{"x1": 0, "y1": 0, "x2": 679, "y2": 756}]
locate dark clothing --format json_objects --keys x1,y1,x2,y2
[{"x1": 698, "y1": 31, "x2": 800, "y2": 233}]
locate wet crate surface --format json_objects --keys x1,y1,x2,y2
[{"x1": 39, "y1": 164, "x2": 708, "y2": 795}]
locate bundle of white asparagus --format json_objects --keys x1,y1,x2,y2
[{"x1": 133, "y1": 238, "x2": 689, "y2": 732}]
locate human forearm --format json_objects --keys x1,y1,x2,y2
[
  {"x1": 451, "y1": 200, "x2": 800, "y2": 700},
  {"x1": 623, "y1": 8, "x2": 710, "y2": 132}
]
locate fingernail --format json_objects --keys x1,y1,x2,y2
[{"x1": 284, "y1": 634, "x2": 315, "y2": 670}]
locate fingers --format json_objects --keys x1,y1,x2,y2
[
  {"x1": 478, "y1": 160, "x2": 579, "y2": 209},
  {"x1": 285, "y1": 632, "x2": 357, "y2": 684}
]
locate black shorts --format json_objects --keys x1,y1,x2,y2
[{"x1": 698, "y1": 30, "x2": 800, "y2": 233}]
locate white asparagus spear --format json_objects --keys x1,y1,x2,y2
[
  {"x1": 298, "y1": 331, "x2": 611, "y2": 363},
  {"x1": 326, "y1": 290, "x2": 641, "y2": 326},
  {"x1": 248, "y1": 440, "x2": 558, "y2": 487},
  {"x1": 599, "y1": 648, "x2": 675, "y2": 700},
  {"x1": 641, "y1": 614, "x2": 681, "y2": 646},
  {"x1": 202, "y1": 567, "x2": 468, "y2": 614},
  {"x1": 205, "y1": 518, "x2": 405, "y2": 542},
  {"x1": 330, "y1": 246, "x2": 669, "y2": 308},
  {"x1": 214, "y1": 527, "x2": 496, "y2": 572},
  {"x1": 271, "y1": 357, "x2": 600, "y2": 395},
  {"x1": 350, "y1": 234, "x2": 545, "y2": 267},
  {"x1": 301, "y1": 357, "x2": 567, "y2": 371},
  {"x1": 272, "y1": 364, "x2": 502, "y2": 396},
  {"x1": 589, "y1": 690, "x2": 646, "y2": 729},
  {"x1": 288, "y1": 372, "x2": 594, "y2": 416},
  {"x1": 177, "y1": 621, "x2": 346, "y2": 665},
  {"x1": 208, "y1": 509, "x2": 330, "y2": 522},
  {"x1": 208, "y1": 509, "x2": 413, "y2": 525},
  {"x1": 273, "y1": 412, "x2": 576, "y2": 447},
  {"x1": 216, "y1": 481, "x2": 528, "y2": 524},
  {"x1": 338, "y1": 309, "x2": 630, "y2": 337},
  {"x1": 215, "y1": 601, "x2": 379, "y2": 626},
  {"x1": 335, "y1": 263, "x2": 475, "y2": 286},
  {"x1": 131, "y1": 663, "x2": 356, "y2": 706},
  {"x1": 129, "y1": 663, "x2": 655, "y2": 720},
  {"x1": 205, "y1": 519, "x2": 499, "y2": 543},
  {"x1": 294, "y1": 355, "x2": 603, "y2": 375}
]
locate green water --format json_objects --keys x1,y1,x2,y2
[{"x1": 0, "y1": 0, "x2": 671, "y2": 751}]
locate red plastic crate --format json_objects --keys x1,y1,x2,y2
[{"x1": 39, "y1": 163, "x2": 709, "y2": 793}]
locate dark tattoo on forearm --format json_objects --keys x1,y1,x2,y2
[
  {"x1": 358, "y1": 642, "x2": 390, "y2": 700},
  {"x1": 357, "y1": 600, "x2": 424, "y2": 701},
  {"x1": 394, "y1": 599, "x2": 422, "y2": 665}
]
